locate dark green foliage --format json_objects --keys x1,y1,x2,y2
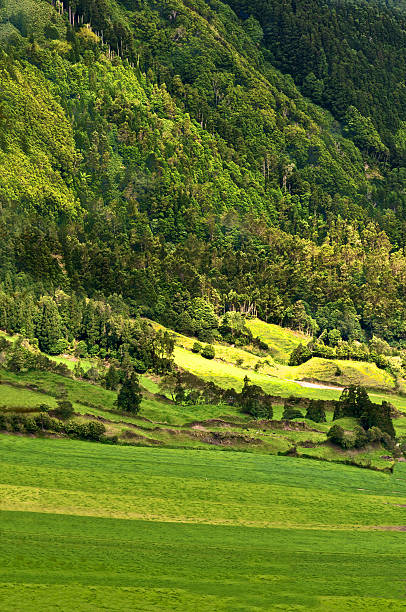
[
  {"x1": 36, "y1": 297, "x2": 63, "y2": 354},
  {"x1": 2, "y1": 0, "x2": 406, "y2": 354},
  {"x1": 54, "y1": 398, "x2": 74, "y2": 420},
  {"x1": 353, "y1": 425, "x2": 369, "y2": 449},
  {"x1": 105, "y1": 365, "x2": 120, "y2": 390},
  {"x1": 0, "y1": 412, "x2": 107, "y2": 441},
  {"x1": 334, "y1": 385, "x2": 371, "y2": 420},
  {"x1": 239, "y1": 376, "x2": 270, "y2": 418},
  {"x1": 305, "y1": 400, "x2": 326, "y2": 423},
  {"x1": 282, "y1": 406, "x2": 303, "y2": 421},
  {"x1": 117, "y1": 372, "x2": 142, "y2": 414},
  {"x1": 201, "y1": 345, "x2": 215, "y2": 360},
  {"x1": 239, "y1": 376, "x2": 261, "y2": 415},
  {"x1": 192, "y1": 342, "x2": 202, "y2": 354},
  {"x1": 219, "y1": 312, "x2": 253, "y2": 346},
  {"x1": 360, "y1": 401, "x2": 396, "y2": 439},
  {"x1": 289, "y1": 343, "x2": 312, "y2": 366},
  {"x1": 334, "y1": 385, "x2": 396, "y2": 438},
  {"x1": 327, "y1": 424, "x2": 345, "y2": 446}
]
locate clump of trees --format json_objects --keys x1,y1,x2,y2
[
  {"x1": 158, "y1": 371, "x2": 274, "y2": 419},
  {"x1": 327, "y1": 385, "x2": 396, "y2": 449},
  {"x1": 238, "y1": 376, "x2": 273, "y2": 419},
  {"x1": 333, "y1": 385, "x2": 395, "y2": 438}
]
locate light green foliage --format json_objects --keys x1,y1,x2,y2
[
  {"x1": 0, "y1": 61, "x2": 79, "y2": 215},
  {"x1": 246, "y1": 318, "x2": 310, "y2": 363}
]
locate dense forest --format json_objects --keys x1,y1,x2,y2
[{"x1": 1, "y1": 0, "x2": 406, "y2": 351}]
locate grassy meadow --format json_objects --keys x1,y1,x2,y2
[{"x1": 1, "y1": 436, "x2": 406, "y2": 611}]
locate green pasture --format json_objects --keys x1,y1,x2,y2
[{"x1": 1, "y1": 437, "x2": 406, "y2": 610}]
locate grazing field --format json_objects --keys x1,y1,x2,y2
[{"x1": 1, "y1": 436, "x2": 406, "y2": 611}]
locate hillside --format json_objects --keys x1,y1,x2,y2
[
  {"x1": 3, "y1": 1, "x2": 406, "y2": 608},
  {"x1": 1, "y1": 0, "x2": 406, "y2": 344}
]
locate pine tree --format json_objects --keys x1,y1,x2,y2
[
  {"x1": 305, "y1": 400, "x2": 326, "y2": 423},
  {"x1": 117, "y1": 372, "x2": 142, "y2": 414},
  {"x1": 105, "y1": 364, "x2": 120, "y2": 390},
  {"x1": 36, "y1": 297, "x2": 63, "y2": 354}
]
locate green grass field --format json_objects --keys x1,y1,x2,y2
[{"x1": 1, "y1": 435, "x2": 406, "y2": 611}]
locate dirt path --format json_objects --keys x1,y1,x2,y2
[{"x1": 287, "y1": 379, "x2": 344, "y2": 391}]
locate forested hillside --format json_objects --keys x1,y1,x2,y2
[{"x1": 1, "y1": 0, "x2": 406, "y2": 347}]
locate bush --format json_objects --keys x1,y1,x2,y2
[
  {"x1": 0, "y1": 413, "x2": 7, "y2": 430},
  {"x1": 367, "y1": 426, "x2": 383, "y2": 443},
  {"x1": 25, "y1": 418, "x2": 39, "y2": 433},
  {"x1": 327, "y1": 424, "x2": 345, "y2": 445},
  {"x1": 84, "y1": 366, "x2": 100, "y2": 381},
  {"x1": 353, "y1": 425, "x2": 368, "y2": 448},
  {"x1": 75, "y1": 340, "x2": 88, "y2": 358},
  {"x1": 76, "y1": 421, "x2": 106, "y2": 440},
  {"x1": 54, "y1": 399, "x2": 74, "y2": 420},
  {"x1": 192, "y1": 342, "x2": 202, "y2": 354},
  {"x1": 201, "y1": 345, "x2": 215, "y2": 359},
  {"x1": 282, "y1": 406, "x2": 303, "y2": 420}
]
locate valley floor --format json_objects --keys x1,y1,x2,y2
[{"x1": 1, "y1": 435, "x2": 406, "y2": 611}]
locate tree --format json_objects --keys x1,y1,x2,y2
[
  {"x1": 334, "y1": 385, "x2": 371, "y2": 419},
  {"x1": 36, "y1": 297, "x2": 63, "y2": 354},
  {"x1": 105, "y1": 364, "x2": 120, "y2": 390},
  {"x1": 239, "y1": 376, "x2": 263, "y2": 416},
  {"x1": 289, "y1": 343, "x2": 312, "y2": 366},
  {"x1": 159, "y1": 371, "x2": 178, "y2": 401},
  {"x1": 305, "y1": 400, "x2": 326, "y2": 423},
  {"x1": 360, "y1": 400, "x2": 396, "y2": 439},
  {"x1": 174, "y1": 373, "x2": 185, "y2": 404},
  {"x1": 117, "y1": 372, "x2": 142, "y2": 414}
]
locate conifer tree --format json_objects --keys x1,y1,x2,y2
[
  {"x1": 36, "y1": 297, "x2": 63, "y2": 354},
  {"x1": 117, "y1": 372, "x2": 142, "y2": 414}
]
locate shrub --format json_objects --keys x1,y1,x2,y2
[
  {"x1": 25, "y1": 418, "x2": 39, "y2": 433},
  {"x1": 89, "y1": 344, "x2": 100, "y2": 356},
  {"x1": 84, "y1": 366, "x2": 100, "y2": 381},
  {"x1": 192, "y1": 342, "x2": 202, "y2": 354},
  {"x1": 51, "y1": 338, "x2": 69, "y2": 355},
  {"x1": 54, "y1": 399, "x2": 74, "y2": 420},
  {"x1": 353, "y1": 425, "x2": 368, "y2": 448},
  {"x1": 75, "y1": 340, "x2": 88, "y2": 358},
  {"x1": 367, "y1": 426, "x2": 383, "y2": 443},
  {"x1": 201, "y1": 345, "x2": 215, "y2": 359},
  {"x1": 327, "y1": 424, "x2": 345, "y2": 445},
  {"x1": 282, "y1": 406, "x2": 303, "y2": 420},
  {"x1": 0, "y1": 413, "x2": 7, "y2": 430}
]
